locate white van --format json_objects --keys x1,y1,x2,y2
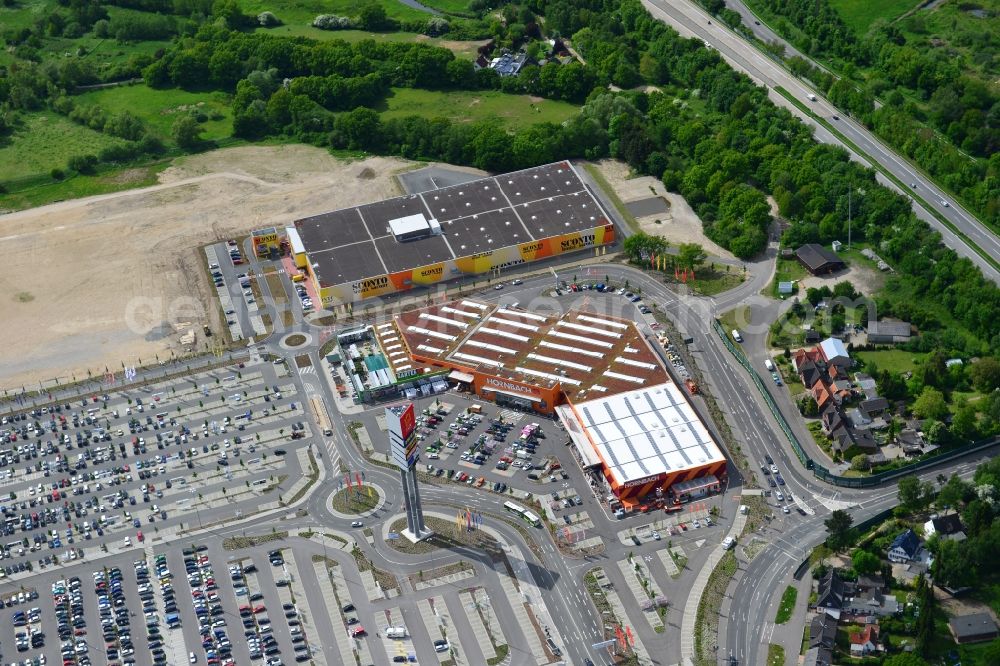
[
  {"x1": 732, "y1": 329, "x2": 743, "y2": 343},
  {"x1": 722, "y1": 536, "x2": 736, "y2": 550},
  {"x1": 384, "y1": 627, "x2": 407, "y2": 639},
  {"x1": 764, "y1": 359, "x2": 775, "y2": 372}
]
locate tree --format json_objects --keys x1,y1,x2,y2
[
  {"x1": 171, "y1": 115, "x2": 203, "y2": 151},
  {"x1": 676, "y1": 243, "x2": 707, "y2": 271},
  {"x1": 824, "y1": 509, "x2": 854, "y2": 551},
  {"x1": 937, "y1": 473, "x2": 970, "y2": 509},
  {"x1": 912, "y1": 386, "x2": 948, "y2": 421},
  {"x1": 931, "y1": 537, "x2": 974, "y2": 588},
  {"x1": 898, "y1": 475, "x2": 923, "y2": 512},
  {"x1": 850, "y1": 454, "x2": 869, "y2": 472},
  {"x1": 970, "y1": 357, "x2": 1000, "y2": 393},
  {"x1": 851, "y1": 549, "x2": 880, "y2": 575}
]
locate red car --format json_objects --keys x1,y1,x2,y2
[{"x1": 350, "y1": 626, "x2": 366, "y2": 637}]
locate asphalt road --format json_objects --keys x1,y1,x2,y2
[{"x1": 642, "y1": 0, "x2": 1000, "y2": 284}]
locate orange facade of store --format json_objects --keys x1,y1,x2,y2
[
  {"x1": 608, "y1": 460, "x2": 727, "y2": 508},
  {"x1": 406, "y1": 351, "x2": 562, "y2": 415}
]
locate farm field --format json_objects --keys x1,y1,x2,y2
[
  {"x1": 238, "y1": 0, "x2": 430, "y2": 26},
  {"x1": 76, "y1": 87, "x2": 234, "y2": 141},
  {"x1": 0, "y1": 112, "x2": 126, "y2": 182},
  {"x1": 379, "y1": 88, "x2": 580, "y2": 126},
  {"x1": 828, "y1": 0, "x2": 917, "y2": 34}
]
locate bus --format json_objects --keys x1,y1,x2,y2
[{"x1": 503, "y1": 501, "x2": 541, "y2": 527}]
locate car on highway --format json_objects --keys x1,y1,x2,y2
[
  {"x1": 511, "y1": 279, "x2": 523, "y2": 286},
  {"x1": 494, "y1": 284, "x2": 503, "y2": 290},
  {"x1": 941, "y1": 199, "x2": 949, "y2": 207}
]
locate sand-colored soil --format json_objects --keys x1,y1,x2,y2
[
  {"x1": 592, "y1": 159, "x2": 735, "y2": 260},
  {"x1": 798, "y1": 261, "x2": 886, "y2": 298},
  {"x1": 0, "y1": 145, "x2": 412, "y2": 392}
]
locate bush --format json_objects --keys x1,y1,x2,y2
[
  {"x1": 50, "y1": 168, "x2": 66, "y2": 180},
  {"x1": 425, "y1": 17, "x2": 450, "y2": 36},
  {"x1": 67, "y1": 154, "x2": 98, "y2": 174},
  {"x1": 257, "y1": 11, "x2": 281, "y2": 27},
  {"x1": 312, "y1": 14, "x2": 354, "y2": 30}
]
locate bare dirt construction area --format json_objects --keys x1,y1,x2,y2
[
  {"x1": 0, "y1": 145, "x2": 411, "y2": 393},
  {"x1": 798, "y1": 262, "x2": 886, "y2": 298},
  {"x1": 591, "y1": 159, "x2": 735, "y2": 260}
]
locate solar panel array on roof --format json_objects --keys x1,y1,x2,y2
[{"x1": 293, "y1": 162, "x2": 608, "y2": 287}]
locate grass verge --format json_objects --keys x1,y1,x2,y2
[
  {"x1": 774, "y1": 86, "x2": 998, "y2": 274},
  {"x1": 774, "y1": 585, "x2": 797, "y2": 624},
  {"x1": 350, "y1": 546, "x2": 399, "y2": 592},
  {"x1": 331, "y1": 486, "x2": 381, "y2": 514},
  {"x1": 582, "y1": 162, "x2": 639, "y2": 233},
  {"x1": 767, "y1": 643, "x2": 786, "y2": 666},
  {"x1": 694, "y1": 551, "x2": 738, "y2": 666},
  {"x1": 222, "y1": 531, "x2": 288, "y2": 550}
]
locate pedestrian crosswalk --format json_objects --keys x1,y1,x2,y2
[
  {"x1": 298, "y1": 365, "x2": 316, "y2": 375},
  {"x1": 498, "y1": 408, "x2": 523, "y2": 424}
]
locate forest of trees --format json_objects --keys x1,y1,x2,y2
[{"x1": 732, "y1": 0, "x2": 999, "y2": 229}]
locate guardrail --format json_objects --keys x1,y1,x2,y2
[{"x1": 711, "y1": 319, "x2": 998, "y2": 487}]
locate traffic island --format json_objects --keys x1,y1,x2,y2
[
  {"x1": 386, "y1": 516, "x2": 501, "y2": 557},
  {"x1": 331, "y1": 487, "x2": 382, "y2": 514}
]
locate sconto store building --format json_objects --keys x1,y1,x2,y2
[
  {"x1": 290, "y1": 161, "x2": 615, "y2": 309},
  {"x1": 375, "y1": 298, "x2": 726, "y2": 507}
]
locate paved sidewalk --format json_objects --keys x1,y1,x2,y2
[{"x1": 680, "y1": 510, "x2": 748, "y2": 666}]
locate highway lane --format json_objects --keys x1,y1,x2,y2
[{"x1": 641, "y1": 0, "x2": 1000, "y2": 284}]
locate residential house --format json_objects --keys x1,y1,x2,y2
[
  {"x1": 847, "y1": 407, "x2": 872, "y2": 429},
  {"x1": 849, "y1": 625, "x2": 880, "y2": 656},
  {"x1": 924, "y1": 514, "x2": 966, "y2": 542},
  {"x1": 796, "y1": 244, "x2": 846, "y2": 275},
  {"x1": 860, "y1": 398, "x2": 889, "y2": 420},
  {"x1": 855, "y1": 574, "x2": 886, "y2": 594},
  {"x1": 812, "y1": 382, "x2": 835, "y2": 410},
  {"x1": 793, "y1": 348, "x2": 825, "y2": 372},
  {"x1": 798, "y1": 360, "x2": 824, "y2": 390},
  {"x1": 896, "y1": 428, "x2": 925, "y2": 455},
  {"x1": 822, "y1": 406, "x2": 846, "y2": 434},
  {"x1": 819, "y1": 337, "x2": 852, "y2": 368},
  {"x1": 844, "y1": 589, "x2": 899, "y2": 618},
  {"x1": 804, "y1": 329, "x2": 823, "y2": 344},
  {"x1": 816, "y1": 570, "x2": 845, "y2": 615},
  {"x1": 803, "y1": 646, "x2": 833, "y2": 666},
  {"x1": 487, "y1": 51, "x2": 529, "y2": 77},
  {"x1": 810, "y1": 613, "x2": 838, "y2": 649},
  {"x1": 854, "y1": 372, "x2": 878, "y2": 399},
  {"x1": 867, "y1": 320, "x2": 912, "y2": 344},
  {"x1": 888, "y1": 529, "x2": 921, "y2": 563},
  {"x1": 948, "y1": 613, "x2": 999, "y2": 644}
]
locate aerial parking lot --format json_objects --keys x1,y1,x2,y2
[{"x1": 0, "y1": 359, "x2": 316, "y2": 584}]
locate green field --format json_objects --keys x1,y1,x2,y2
[
  {"x1": 255, "y1": 25, "x2": 483, "y2": 59},
  {"x1": 854, "y1": 349, "x2": 924, "y2": 375},
  {"x1": 0, "y1": 161, "x2": 168, "y2": 212},
  {"x1": 239, "y1": 0, "x2": 430, "y2": 27},
  {"x1": 0, "y1": 112, "x2": 127, "y2": 182},
  {"x1": 379, "y1": 88, "x2": 580, "y2": 126},
  {"x1": 828, "y1": 0, "x2": 918, "y2": 34},
  {"x1": 76, "y1": 86, "x2": 234, "y2": 141},
  {"x1": 419, "y1": 0, "x2": 473, "y2": 14}
]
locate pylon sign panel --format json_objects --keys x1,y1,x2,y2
[{"x1": 386, "y1": 403, "x2": 419, "y2": 470}]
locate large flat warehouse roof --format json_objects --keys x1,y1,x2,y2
[
  {"x1": 563, "y1": 382, "x2": 725, "y2": 486},
  {"x1": 294, "y1": 161, "x2": 606, "y2": 286},
  {"x1": 388, "y1": 299, "x2": 668, "y2": 400}
]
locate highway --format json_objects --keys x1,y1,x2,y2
[{"x1": 642, "y1": 0, "x2": 1000, "y2": 284}]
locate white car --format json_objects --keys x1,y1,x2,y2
[
  {"x1": 351, "y1": 521, "x2": 363, "y2": 528},
  {"x1": 941, "y1": 199, "x2": 949, "y2": 207},
  {"x1": 189, "y1": 652, "x2": 198, "y2": 664}
]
